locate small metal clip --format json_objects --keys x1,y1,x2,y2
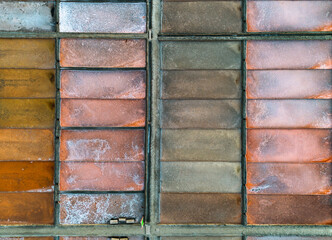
[
  {"x1": 118, "y1": 217, "x2": 126, "y2": 223},
  {"x1": 119, "y1": 238, "x2": 129, "y2": 240},
  {"x1": 110, "y1": 238, "x2": 120, "y2": 240},
  {"x1": 125, "y1": 218, "x2": 135, "y2": 224},
  {"x1": 109, "y1": 219, "x2": 119, "y2": 225}
]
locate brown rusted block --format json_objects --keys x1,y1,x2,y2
[{"x1": 60, "y1": 99, "x2": 145, "y2": 127}]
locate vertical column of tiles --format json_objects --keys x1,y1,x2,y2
[
  {"x1": 0, "y1": 39, "x2": 55, "y2": 225},
  {"x1": 246, "y1": 40, "x2": 332, "y2": 224},
  {"x1": 58, "y1": 2, "x2": 147, "y2": 225},
  {"x1": 160, "y1": 41, "x2": 242, "y2": 224}
]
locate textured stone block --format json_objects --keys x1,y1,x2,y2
[
  {"x1": 247, "y1": 163, "x2": 331, "y2": 195},
  {"x1": 60, "y1": 39, "x2": 146, "y2": 68},
  {"x1": 0, "y1": 129, "x2": 54, "y2": 161},
  {"x1": 162, "y1": 129, "x2": 241, "y2": 161},
  {"x1": 0, "y1": 39, "x2": 55, "y2": 69},
  {"x1": 247, "y1": 1, "x2": 332, "y2": 32},
  {"x1": 162, "y1": 1, "x2": 241, "y2": 33},
  {"x1": 163, "y1": 238, "x2": 242, "y2": 240},
  {"x1": 60, "y1": 130, "x2": 144, "y2": 162},
  {"x1": 247, "y1": 100, "x2": 331, "y2": 128},
  {"x1": 162, "y1": 100, "x2": 241, "y2": 128},
  {"x1": 162, "y1": 70, "x2": 241, "y2": 99},
  {"x1": 60, "y1": 70, "x2": 146, "y2": 99},
  {"x1": 247, "y1": 237, "x2": 332, "y2": 240},
  {"x1": 0, "y1": 161, "x2": 54, "y2": 192},
  {"x1": 247, "y1": 70, "x2": 332, "y2": 99},
  {"x1": 0, "y1": 238, "x2": 53, "y2": 240},
  {"x1": 59, "y1": 2, "x2": 146, "y2": 33},
  {"x1": 0, "y1": 2, "x2": 54, "y2": 32},
  {"x1": 60, "y1": 162, "x2": 144, "y2": 191},
  {"x1": 161, "y1": 162, "x2": 241, "y2": 193},
  {"x1": 162, "y1": 41, "x2": 241, "y2": 70},
  {"x1": 0, "y1": 99, "x2": 55, "y2": 128},
  {"x1": 247, "y1": 129, "x2": 331, "y2": 163},
  {"x1": 160, "y1": 193, "x2": 241, "y2": 224},
  {"x1": 0, "y1": 192, "x2": 54, "y2": 225},
  {"x1": 247, "y1": 41, "x2": 332, "y2": 70},
  {"x1": 59, "y1": 193, "x2": 144, "y2": 224},
  {"x1": 60, "y1": 99, "x2": 145, "y2": 127},
  {"x1": 60, "y1": 238, "x2": 143, "y2": 240},
  {"x1": 247, "y1": 195, "x2": 332, "y2": 224}
]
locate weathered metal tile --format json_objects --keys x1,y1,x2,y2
[
  {"x1": 161, "y1": 162, "x2": 241, "y2": 193},
  {"x1": 162, "y1": 1, "x2": 241, "y2": 34},
  {"x1": 60, "y1": 99, "x2": 145, "y2": 127},
  {"x1": 247, "y1": 100, "x2": 331, "y2": 129},
  {"x1": 246, "y1": 41, "x2": 332, "y2": 70},
  {"x1": 60, "y1": 70, "x2": 146, "y2": 99},
  {"x1": 60, "y1": 162, "x2": 144, "y2": 191},
  {"x1": 162, "y1": 41, "x2": 241, "y2": 70},
  {"x1": 60, "y1": 39, "x2": 146, "y2": 68},
  {"x1": 0, "y1": 161, "x2": 54, "y2": 192},
  {"x1": 247, "y1": 70, "x2": 332, "y2": 99},
  {"x1": 247, "y1": 1, "x2": 332, "y2": 32},
  {"x1": 162, "y1": 70, "x2": 241, "y2": 99},
  {"x1": 162, "y1": 129, "x2": 241, "y2": 161},
  {"x1": 0, "y1": 2, "x2": 54, "y2": 32},
  {"x1": 247, "y1": 163, "x2": 331, "y2": 195},
  {"x1": 247, "y1": 129, "x2": 331, "y2": 163},
  {"x1": 59, "y1": 193, "x2": 144, "y2": 224},
  {"x1": 0, "y1": 129, "x2": 54, "y2": 161},
  {"x1": 0, "y1": 192, "x2": 54, "y2": 225},
  {"x1": 0, "y1": 99, "x2": 55, "y2": 128},
  {"x1": 60, "y1": 130, "x2": 144, "y2": 162},
  {"x1": 162, "y1": 100, "x2": 241, "y2": 128},
  {"x1": 247, "y1": 195, "x2": 332, "y2": 224},
  {"x1": 160, "y1": 193, "x2": 241, "y2": 224},
  {"x1": 0, "y1": 39, "x2": 55, "y2": 69},
  {"x1": 59, "y1": 2, "x2": 146, "y2": 33}
]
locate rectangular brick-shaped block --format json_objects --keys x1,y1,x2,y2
[
  {"x1": 162, "y1": 129, "x2": 241, "y2": 161},
  {"x1": 0, "y1": 69, "x2": 55, "y2": 98},
  {"x1": 0, "y1": 238, "x2": 54, "y2": 240},
  {"x1": 248, "y1": 237, "x2": 332, "y2": 240},
  {"x1": 247, "y1": 100, "x2": 332, "y2": 128},
  {"x1": 163, "y1": 238, "x2": 242, "y2": 240},
  {"x1": 0, "y1": 39, "x2": 55, "y2": 69},
  {"x1": 0, "y1": 99, "x2": 55, "y2": 128},
  {"x1": 247, "y1": 1, "x2": 332, "y2": 32},
  {"x1": 60, "y1": 130, "x2": 144, "y2": 162},
  {"x1": 247, "y1": 70, "x2": 332, "y2": 99},
  {"x1": 0, "y1": 161, "x2": 54, "y2": 192},
  {"x1": 60, "y1": 162, "x2": 144, "y2": 191},
  {"x1": 0, "y1": 129, "x2": 54, "y2": 161},
  {"x1": 160, "y1": 193, "x2": 241, "y2": 224},
  {"x1": 162, "y1": 70, "x2": 241, "y2": 99},
  {"x1": 247, "y1": 129, "x2": 331, "y2": 163},
  {"x1": 0, "y1": 2, "x2": 54, "y2": 32},
  {"x1": 0, "y1": 192, "x2": 54, "y2": 225},
  {"x1": 60, "y1": 70, "x2": 146, "y2": 99},
  {"x1": 247, "y1": 195, "x2": 332, "y2": 224},
  {"x1": 60, "y1": 39, "x2": 146, "y2": 68},
  {"x1": 162, "y1": 100, "x2": 241, "y2": 128},
  {"x1": 59, "y1": 193, "x2": 144, "y2": 224},
  {"x1": 60, "y1": 2, "x2": 146, "y2": 33},
  {"x1": 247, "y1": 163, "x2": 331, "y2": 195},
  {"x1": 247, "y1": 41, "x2": 332, "y2": 70},
  {"x1": 162, "y1": 1, "x2": 241, "y2": 34},
  {"x1": 162, "y1": 41, "x2": 241, "y2": 70},
  {"x1": 61, "y1": 99, "x2": 145, "y2": 127},
  {"x1": 60, "y1": 238, "x2": 144, "y2": 240},
  {"x1": 161, "y1": 162, "x2": 241, "y2": 193}
]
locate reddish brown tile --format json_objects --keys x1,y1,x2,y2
[
  {"x1": 0, "y1": 192, "x2": 54, "y2": 225},
  {"x1": 247, "y1": 70, "x2": 332, "y2": 99},
  {"x1": 247, "y1": 195, "x2": 332, "y2": 224},
  {"x1": 247, "y1": 163, "x2": 331, "y2": 195},
  {"x1": 160, "y1": 193, "x2": 241, "y2": 224},
  {"x1": 60, "y1": 130, "x2": 144, "y2": 162},
  {"x1": 59, "y1": 193, "x2": 144, "y2": 224},
  {"x1": 60, "y1": 162, "x2": 144, "y2": 191},
  {"x1": 60, "y1": 70, "x2": 146, "y2": 99},
  {"x1": 60, "y1": 39, "x2": 146, "y2": 68},
  {"x1": 60, "y1": 99, "x2": 145, "y2": 127},
  {"x1": 247, "y1": 100, "x2": 331, "y2": 128},
  {"x1": 247, "y1": 41, "x2": 332, "y2": 70}
]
